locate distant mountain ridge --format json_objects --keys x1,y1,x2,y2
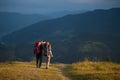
[
  {"x1": 1, "y1": 8, "x2": 120, "y2": 43},
  {"x1": 47, "y1": 10, "x2": 87, "y2": 18},
  {"x1": 0, "y1": 8, "x2": 120, "y2": 63},
  {"x1": 0, "y1": 12, "x2": 50, "y2": 38}
]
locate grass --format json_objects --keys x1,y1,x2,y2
[
  {"x1": 0, "y1": 61, "x2": 69, "y2": 80},
  {"x1": 65, "y1": 61, "x2": 120, "y2": 80},
  {"x1": 0, "y1": 61, "x2": 120, "y2": 80}
]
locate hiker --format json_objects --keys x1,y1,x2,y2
[
  {"x1": 34, "y1": 40, "x2": 43, "y2": 68},
  {"x1": 43, "y1": 41, "x2": 53, "y2": 69}
]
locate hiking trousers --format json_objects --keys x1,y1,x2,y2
[
  {"x1": 36, "y1": 53, "x2": 42, "y2": 68},
  {"x1": 46, "y1": 56, "x2": 51, "y2": 69}
]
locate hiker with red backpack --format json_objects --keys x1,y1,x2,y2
[
  {"x1": 34, "y1": 40, "x2": 43, "y2": 68},
  {"x1": 42, "y1": 41, "x2": 53, "y2": 69}
]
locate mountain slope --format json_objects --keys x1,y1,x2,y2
[
  {"x1": 1, "y1": 8, "x2": 120, "y2": 63},
  {"x1": 1, "y1": 8, "x2": 120, "y2": 43},
  {"x1": 0, "y1": 12, "x2": 49, "y2": 37},
  {"x1": 47, "y1": 10, "x2": 87, "y2": 18}
]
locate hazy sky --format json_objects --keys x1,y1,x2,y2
[{"x1": 0, "y1": 0, "x2": 120, "y2": 14}]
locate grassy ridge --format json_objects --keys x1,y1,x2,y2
[
  {"x1": 0, "y1": 62, "x2": 69, "y2": 80},
  {"x1": 65, "y1": 61, "x2": 120, "y2": 80},
  {"x1": 0, "y1": 61, "x2": 120, "y2": 80}
]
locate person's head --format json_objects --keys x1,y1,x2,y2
[
  {"x1": 45, "y1": 41, "x2": 50, "y2": 46},
  {"x1": 41, "y1": 40, "x2": 45, "y2": 44}
]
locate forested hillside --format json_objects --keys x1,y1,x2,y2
[{"x1": 0, "y1": 8, "x2": 120, "y2": 63}]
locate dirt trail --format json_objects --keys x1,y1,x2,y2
[{"x1": 54, "y1": 63, "x2": 71, "y2": 80}]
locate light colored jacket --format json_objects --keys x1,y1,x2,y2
[{"x1": 42, "y1": 44, "x2": 53, "y2": 57}]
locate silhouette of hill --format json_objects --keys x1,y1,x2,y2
[
  {"x1": 0, "y1": 8, "x2": 120, "y2": 63},
  {"x1": 0, "y1": 12, "x2": 50, "y2": 38},
  {"x1": 47, "y1": 10, "x2": 87, "y2": 18}
]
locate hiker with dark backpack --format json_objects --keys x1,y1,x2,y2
[
  {"x1": 34, "y1": 40, "x2": 43, "y2": 68},
  {"x1": 43, "y1": 41, "x2": 53, "y2": 69}
]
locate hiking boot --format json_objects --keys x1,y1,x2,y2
[
  {"x1": 38, "y1": 66, "x2": 41, "y2": 68},
  {"x1": 36, "y1": 65, "x2": 38, "y2": 68},
  {"x1": 46, "y1": 66, "x2": 49, "y2": 69}
]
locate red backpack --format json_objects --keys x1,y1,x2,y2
[{"x1": 34, "y1": 41, "x2": 42, "y2": 54}]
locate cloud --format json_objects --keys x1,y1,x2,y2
[
  {"x1": 64, "y1": 0, "x2": 120, "y2": 6},
  {"x1": 69, "y1": 0, "x2": 99, "y2": 4},
  {"x1": 0, "y1": 0, "x2": 120, "y2": 14}
]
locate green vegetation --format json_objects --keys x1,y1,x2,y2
[
  {"x1": 1, "y1": 8, "x2": 120, "y2": 63},
  {"x1": 65, "y1": 61, "x2": 120, "y2": 80}
]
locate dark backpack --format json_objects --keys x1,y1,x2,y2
[{"x1": 34, "y1": 41, "x2": 42, "y2": 54}]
